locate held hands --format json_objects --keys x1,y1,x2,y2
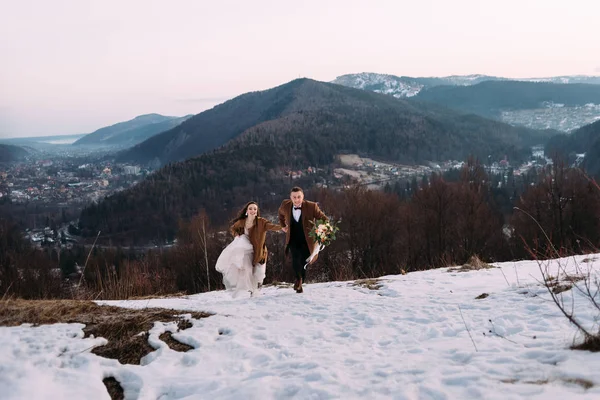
[{"x1": 281, "y1": 226, "x2": 288, "y2": 233}]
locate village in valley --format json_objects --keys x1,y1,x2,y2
[
  {"x1": 1, "y1": 143, "x2": 553, "y2": 250},
  {"x1": 0, "y1": 158, "x2": 144, "y2": 207},
  {"x1": 313, "y1": 147, "x2": 552, "y2": 190},
  {"x1": 0, "y1": 153, "x2": 148, "y2": 249}
]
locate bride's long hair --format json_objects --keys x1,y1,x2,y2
[{"x1": 230, "y1": 201, "x2": 260, "y2": 225}]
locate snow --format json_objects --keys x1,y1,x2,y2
[
  {"x1": 0, "y1": 323, "x2": 109, "y2": 399},
  {"x1": 2, "y1": 255, "x2": 600, "y2": 399},
  {"x1": 332, "y1": 73, "x2": 424, "y2": 98},
  {"x1": 334, "y1": 73, "x2": 600, "y2": 101}
]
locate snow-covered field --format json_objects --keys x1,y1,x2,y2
[{"x1": 2, "y1": 255, "x2": 600, "y2": 399}]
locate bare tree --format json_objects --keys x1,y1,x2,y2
[{"x1": 198, "y1": 210, "x2": 210, "y2": 292}]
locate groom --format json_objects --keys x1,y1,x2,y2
[{"x1": 278, "y1": 186, "x2": 328, "y2": 293}]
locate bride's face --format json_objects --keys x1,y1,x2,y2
[{"x1": 247, "y1": 204, "x2": 258, "y2": 217}]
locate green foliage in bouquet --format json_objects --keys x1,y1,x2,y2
[{"x1": 308, "y1": 219, "x2": 339, "y2": 247}]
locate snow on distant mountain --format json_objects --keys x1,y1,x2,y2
[
  {"x1": 332, "y1": 73, "x2": 600, "y2": 98},
  {"x1": 524, "y1": 76, "x2": 600, "y2": 85},
  {"x1": 331, "y1": 73, "x2": 501, "y2": 98},
  {"x1": 331, "y1": 73, "x2": 424, "y2": 98}
]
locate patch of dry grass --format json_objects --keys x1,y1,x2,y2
[
  {"x1": 128, "y1": 292, "x2": 189, "y2": 300},
  {"x1": 448, "y1": 255, "x2": 495, "y2": 273},
  {"x1": 545, "y1": 274, "x2": 586, "y2": 294},
  {"x1": 572, "y1": 335, "x2": 600, "y2": 352},
  {"x1": 563, "y1": 377, "x2": 595, "y2": 390},
  {"x1": 352, "y1": 278, "x2": 383, "y2": 290},
  {"x1": 501, "y1": 377, "x2": 594, "y2": 390},
  {"x1": 102, "y1": 377, "x2": 124, "y2": 400},
  {"x1": 0, "y1": 299, "x2": 211, "y2": 365},
  {"x1": 159, "y1": 332, "x2": 194, "y2": 352}
]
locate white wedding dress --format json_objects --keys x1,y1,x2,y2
[{"x1": 215, "y1": 227, "x2": 266, "y2": 298}]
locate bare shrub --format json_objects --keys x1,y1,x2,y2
[
  {"x1": 86, "y1": 256, "x2": 178, "y2": 300},
  {"x1": 448, "y1": 255, "x2": 495, "y2": 273},
  {"x1": 518, "y1": 211, "x2": 600, "y2": 351}
]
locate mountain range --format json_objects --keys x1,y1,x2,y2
[
  {"x1": 332, "y1": 73, "x2": 600, "y2": 99},
  {"x1": 73, "y1": 113, "x2": 192, "y2": 147},
  {"x1": 333, "y1": 73, "x2": 600, "y2": 132},
  {"x1": 117, "y1": 78, "x2": 552, "y2": 167},
  {"x1": 0, "y1": 113, "x2": 191, "y2": 149},
  {"x1": 80, "y1": 78, "x2": 555, "y2": 243}
]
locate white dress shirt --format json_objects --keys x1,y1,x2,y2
[{"x1": 292, "y1": 206, "x2": 301, "y2": 222}]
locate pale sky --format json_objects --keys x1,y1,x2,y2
[{"x1": 1, "y1": 0, "x2": 599, "y2": 137}]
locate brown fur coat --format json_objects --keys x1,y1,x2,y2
[{"x1": 230, "y1": 217, "x2": 282, "y2": 264}]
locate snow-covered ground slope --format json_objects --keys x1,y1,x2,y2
[{"x1": 2, "y1": 255, "x2": 600, "y2": 399}]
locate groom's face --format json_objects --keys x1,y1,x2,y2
[{"x1": 291, "y1": 191, "x2": 304, "y2": 207}]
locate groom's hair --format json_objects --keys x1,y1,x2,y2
[{"x1": 291, "y1": 186, "x2": 303, "y2": 193}]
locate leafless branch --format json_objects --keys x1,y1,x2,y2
[
  {"x1": 458, "y1": 305, "x2": 478, "y2": 352},
  {"x1": 79, "y1": 231, "x2": 101, "y2": 287}
]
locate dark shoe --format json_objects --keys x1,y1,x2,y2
[
  {"x1": 295, "y1": 278, "x2": 303, "y2": 293},
  {"x1": 293, "y1": 279, "x2": 299, "y2": 291}
]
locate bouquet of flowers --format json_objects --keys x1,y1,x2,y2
[
  {"x1": 308, "y1": 219, "x2": 339, "y2": 246},
  {"x1": 305, "y1": 219, "x2": 339, "y2": 267}
]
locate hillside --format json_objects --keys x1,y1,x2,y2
[
  {"x1": 118, "y1": 78, "x2": 551, "y2": 167},
  {"x1": 2, "y1": 255, "x2": 599, "y2": 399},
  {"x1": 334, "y1": 74, "x2": 600, "y2": 132},
  {"x1": 79, "y1": 78, "x2": 553, "y2": 242},
  {"x1": 118, "y1": 79, "x2": 343, "y2": 165},
  {"x1": 413, "y1": 81, "x2": 600, "y2": 117},
  {"x1": 545, "y1": 120, "x2": 600, "y2": 175},
  {"x1": 73, "y1": 114, "x2": 191, "y2": 147},
  {"x1": 0, "y1": 144, "x2": 29, "y2": 162},
  {"x1": 413, "y1": 81, "x2": 600, "y2": 131}
]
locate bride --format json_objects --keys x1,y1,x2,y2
[{"x1": 215, "y1": 201, "x2": 283, "y2": 297}]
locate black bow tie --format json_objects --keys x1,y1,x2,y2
[{"x1": 294, "y1": 207, "x2": 301, "y2": 210}]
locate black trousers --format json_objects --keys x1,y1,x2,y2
[{"x1": 288, "y1": 242, "x2": 310, "y2": 282}]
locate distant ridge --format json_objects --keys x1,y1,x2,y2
[
  {"x1": 0, "y1": 144, "x2": 29, "y2": 162},
  {"x1": 73, "y1": 114, "x2": 192, "y2": 147}
]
